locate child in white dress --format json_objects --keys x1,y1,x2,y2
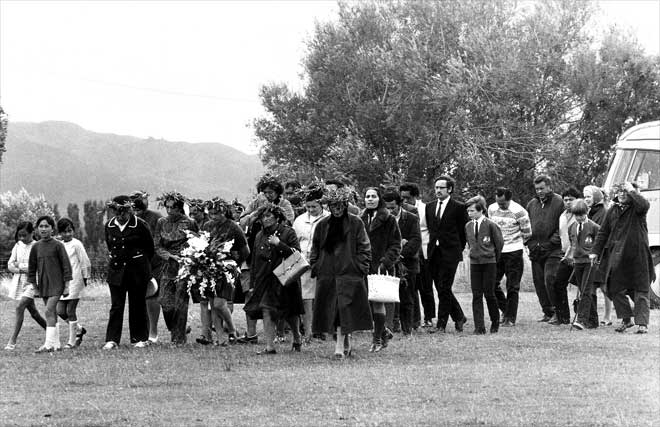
[
  {"x1": 56, "y1": 218, "x2": 92, "y2": 349},
  {"x1": 5, "y1": 222, "x2": 47, "y2": 350}
]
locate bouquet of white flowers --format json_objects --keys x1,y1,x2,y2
[{"x1": 176, "y1": 231, "x2": 239, "y2": 300}]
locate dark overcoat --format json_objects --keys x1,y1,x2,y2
[
  {"x1": 592, "y1": 192, "x2": 656, "y2": 295},
  {"x1": 398, "y1": 210, "x2": 421, "y2": 274},
  {"x1": 360, "y1": 208, "x2": 402, "y2": 274},
  {"x1": 105, "y1": 215, "x2": 154, "y2": 289},
  {"x1": 310, "y1": 213, "x2": 373, "y2": 334},
  {"x1": 243, "y1": 223, "x2": 303, "y2": 320}
]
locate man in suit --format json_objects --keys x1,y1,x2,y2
[
  {"x1": 383, "y1": 190, "x2": 422, "y2": 336},
  {"x1": 425, "y1": 175, "x2": 469, "y2": 333},
  {"x1": 400, "y1": 182, "x2": 435, "y2": 329}
]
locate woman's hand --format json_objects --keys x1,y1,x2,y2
[{"x1": 267, "y1": 235, "x2": 280, "y2": 246}]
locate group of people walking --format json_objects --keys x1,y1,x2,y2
[{"x1": 4, "y1": 172, "x2": 655, "y2": 356}]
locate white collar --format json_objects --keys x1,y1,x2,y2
[{"x1": 108, "y1": 215, "x2": 138, "y2": 231}]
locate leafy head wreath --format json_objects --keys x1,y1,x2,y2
[
  {"x1": 324, "y1": 185, "x2": 352, "y2": 204},
  {"x1": 129, "y1": 190, "x2": 150, "y2": 200},
  {"x1": 205, "y1": 197, "x2": 232, "y2": 218},
  {"x1": 299, "y1": 177, "x2": 326, "y2": 203},
  {"x1": 106, "y1": 195, "x2": 133, "y2": 212},
  {"x1": 156, "y1": 191, "x2": 188, "y2": 209},
  {"x1": 187, "y1": 198, "x2": 206, "y2": 212}
]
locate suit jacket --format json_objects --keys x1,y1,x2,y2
[
  {"x1": 105, "y1": 215, "x2": 154, "y2": 287},
  {"x1": 425, "y1": 197, "x2": 468, "y2": 264},
  {"x1": 397, "y1": 210, "x2": 421, "y2": 273}
]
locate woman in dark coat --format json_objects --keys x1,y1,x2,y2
[
  {"x1": 591, "y1": 183, "x2": 655, "y2": 334},
  {"x1": 311, "y1": 186, "x2": 372, "y2": 359},
  {"x1": 360, "y1": 187, "x2": 402, "y2": 352},
  {"x1": 243, "y1": 203, "x2": 304, "y2": 354}
]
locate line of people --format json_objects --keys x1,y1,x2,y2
[{"x1": 5, "y1": 172, "x2": 654, "y2": 354}]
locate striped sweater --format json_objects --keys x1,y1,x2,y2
[{"x1": 487, "y1": 200, "x2": 532, "y2": 253}]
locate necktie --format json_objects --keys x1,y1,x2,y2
[
  {"x1": 578, "y1": 223, "x2": 582, "y2": 238},
  {"x1": 474, "y1": 220, "x2": 479, "y2": 237},
  {"x1": 436, "y1": 200, "x2": 443, "y2": 220}
]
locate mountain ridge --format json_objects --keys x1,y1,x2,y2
[{"x1": 0, "y1": 121, "x2": 264, "y2": 210}]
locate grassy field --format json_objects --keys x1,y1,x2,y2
[{"x1": 0, "y1": 280, "x2": 658, "y2": 427}]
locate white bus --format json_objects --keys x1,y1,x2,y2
[{"x1": 602, "y1": 121, "x2": 660, "y2": 307}]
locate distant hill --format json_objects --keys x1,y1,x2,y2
[{"x1": 0, "y1": 121, "x2": 264, "y2": 209}]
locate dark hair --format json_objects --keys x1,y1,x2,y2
[
  {"x1": 132, "y1": 198, "x2": 147, "y2": 211},
  {"x1": 399, "y1": 182, "x2": 420, "y2": 197},
  {"x1": 466, "y1": 196, "x2": 486, "y2": 212},
  {"x1": 257, "y1": 175, "x2": 284, "y2": 195},
  {"x1": 534, "y1": 175, "x2": 552, "y2": 186},
  {"x1": 57, "y1": 218, "x2": 75, "y2": 233},
  {"x1": 434, "y1": 175, "x2": 455, "y2": 193},
  {"x1": 495, "y1": 187, "x2": 512, "y2": 201},
  {"x1": 284, "y1": 180, "x2": 301, "y2": 190},
  {"x1": 562, "y1": 187, "x2": 581, "y2": 199},
  {"x1": 255, "y1": 203, "x2": 287, "y2": 224},
  {"x1": 325, "y1": 179, "x2": 345, "y2": 188},
  {"x1": 571, "y1": 199, "x2": 589, "y2": 216},
  {"x1": 14, "y1": 221, "x2": 34, "y2": 242},
  {"x1": 36, "y1": 215, "x2": 55, "y2": 229},
  {"x1": 364, "y1": 187, "x2": 385, "y2": 210},
  {"x1": 382, "y1": 190, "x2": 402, "y2": 205}
]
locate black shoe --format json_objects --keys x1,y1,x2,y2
[
  {"x1": 383, "y1": 328, "x2": 394, "y2": 341},
  {"x1": 312, "y1": 333, "x2": 326, "y2": 341},
  {"x1": 547, "y1": 315, "x2": 560, "y2": 325},
  {"x1": 236, "y1": 333, "x2": 258, "y2": 344},
  {"x1": 186, "y1": 326, "x2": 192, "y2": 334},
  {"x1": 455, "y1": 317, "x2": 468, "y2": 332},
  {"x1": 502, "y1": 320, "x2": 515, "y2": 327},
  {"x1": 292, "y1": 342, "x2": 301, "y2": 352},
  {"x1": 490, "y1": 325, "x2": 499, "y2": 333},
  {"x1": 74, "y1": 327, "x2": 87, "y2": 347},
  {"x1": 429, "y1": 326, "x2": 445, "y2": 334},
  {"x1": 473, "y1": 329, "x2": 486, "y2": 335},
  {"x1": 196, "y1": 336, "x2": 212, "y2": 345},
  {"x1": 256, "y1": 348, "x2": 277, "y2": 355},
  {"x1": 392, "y1": 320, "x2": 401, "y2": 333},
  {"x1": 537, "y1": 314, "x2": 552, "y2": 322},
  {"x1": 615, "y1": 320, "x2": 635, "y2": 333}
]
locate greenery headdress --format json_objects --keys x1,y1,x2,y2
[
  {"x1": 156, "y1": 191, "x2": 187, "y2": 208},
  {"x1": 324, "y1": 185, "x2": 352, "y2": 203},
  {"x1": 256, "y1": 173, "x2": 284, "y2": 195},
  {"x1": 187, "y1": 198, "x2": 206, "y2": 212},
  {"x1": 299, "y1": 178, "x2": 326, "y2": 202},
  {"x1": 106, "y1": 195, "x2": 133, "y2": 211}
]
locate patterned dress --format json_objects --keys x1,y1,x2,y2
[{"x1": 154, "y1": 214, "x2": 198, "y2": 344}]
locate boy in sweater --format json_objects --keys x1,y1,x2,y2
[
  {"x1": 465, "y1": 196, "x2": 504, "y2": 334},
  {"x1": 564, "y1": 199, "x2": 600, "y2": 330}
]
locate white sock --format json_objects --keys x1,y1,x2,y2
[
  {"x1": 45, "y1": 326, "x2": 56, "y2": 348},
  {"x1": 334, "y1": 327, "x2": 344, "y2": 354},
  {"x1": 69, "y1": 321, "x2": 78, "y2": 346},
  {"x1": 53, "y1": 323, "x2": 61, "y2": 349}
]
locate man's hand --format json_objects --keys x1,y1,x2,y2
[{"x1": 588, "y1": 254, "x2": 598, "y2": 266}]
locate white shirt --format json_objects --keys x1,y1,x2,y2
[
  {"x1": 435, "y1": 197, "x2": 449, "y2": 219},
  {"x1": 415, "y1": 199, "x2": 430, "y2": 259}
]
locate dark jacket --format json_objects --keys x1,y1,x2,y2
[
  {"x1": 360, "y1": 208, "x2": 401, "y2": 274},
  {"x1": 592, "y1": 192, "x2": 655, "y2": 295},
  {"x1": 105, "y1": 215, "x2": 154, "y2": 288},
  {"x1": 525, "y1": 192, "x2": 564, "y2": 260},
  {"x1": 425, "y1": 197, "x2": 468, "y2": 264},
  {"x1": 397, "y1": 210, "x2": 421, "y2": 273},
  {"x1": 310, "y1": 213, "x2": 373, "y2": 334},
  {"x1": 588, "y1": 202, "x2": 607, "y2": 226},
  {"x1": 465, "y1": 217, "x2": 504, "y2": 264},
  {"x1": 243, "y1": 224, "x2": 303, "y2": 320}
]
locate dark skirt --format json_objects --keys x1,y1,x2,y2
[{"x1": 243, "y1": 273, "x2": 304, "y2": 320}]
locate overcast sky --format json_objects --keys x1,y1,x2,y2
[{"x1": 1, "y1": 0, "x2": 658, "y2": 155}]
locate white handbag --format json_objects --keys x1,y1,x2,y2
[
  {"x1": 273, "y1": 249, "x2": 310, "y2": 286},
  {"x1": 367, "y1": 268, "x2": 400, "y2": 303}
]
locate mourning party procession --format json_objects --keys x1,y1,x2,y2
[{"x1": 4, "y1": 157, "x2": 658, "y2": 356}]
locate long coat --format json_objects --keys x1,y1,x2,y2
[
  {"x1": 310, "y1": 213, "x2": 373, "y2": 334},
  {"x1": 397, "y1": 210, "x2": 421, "y2": 274},
  {"x1": 105, "y1": 215, "x2": 154, "y2": 289},
  {"x1": 360, "y1": 208, "x2": 402, "y2": 274},
  {"x1": 243, "y1": 223, "x2": 303, "y2": 320},
  {"x1": 592, "y1": 192, "x2": 655, "y2": 295}
]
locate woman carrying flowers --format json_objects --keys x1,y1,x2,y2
[
  {"x1": 243, "y1": 203, "x2": 303, "y2": 354},
  {"x1": 154, "y1": 191, "x2": 198, "y2": 345},
  {"x1": 196, "y1": 198, "x2": 249, "y2": 345}
]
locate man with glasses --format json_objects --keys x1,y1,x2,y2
[{"x1": 425, "y1": 175, "x2": 469, "y2": 333}]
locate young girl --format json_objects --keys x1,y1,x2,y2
[
  {"x1": 4, "y1": 222, "x2": 47, "y2": 350},
  {"x1": 57, "y1": 218, "x2": 91, "y2": 348},
  {"x1": 28, "y1": 216, "x2": 73, "y2": 353},
  {"x1": 465, "y1": 196, "x2": 504, "y2": 334}
]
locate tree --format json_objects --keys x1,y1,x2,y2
[
  {"x1": 66, "y1": 203, "x2": 82, "y2": 238},
  {"x1": 253, "y1": 0, "x2": 659, "y2": 202},
  {"x1": 0, "y1": 189, "x2": 55, "y2": 256},
  {"x1": 83, "y1": 200, "x2": 107, "y2": 250},
  {"x1": 0, "y1": 105, "x2": 7, "y2": 164}
]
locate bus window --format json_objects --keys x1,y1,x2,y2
[
  {"x1": 626, "y1": 150, "x2": 660, "y2": 190},
  {"x1": 608, "y1": 149, "x2": 635, "y2": 188}
]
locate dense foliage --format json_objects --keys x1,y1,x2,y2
[{"x1": 253, "y1": 0, "x2": 660, "y2": 202}]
